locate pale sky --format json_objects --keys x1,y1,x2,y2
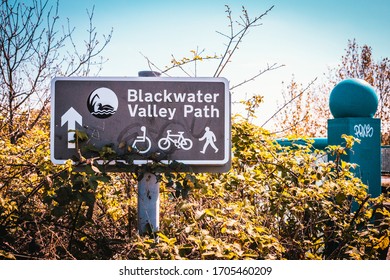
[{"x1": 56, "y1": 0, "x2": 390, "y2": 128}]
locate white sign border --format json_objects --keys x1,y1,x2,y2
[{"x1": 50, "y1": 76, "x2": 230, "y2": 167}]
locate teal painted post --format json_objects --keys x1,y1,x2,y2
[
  {"x1": 328, "y1": 79, "x2": 381, "y2": 198},
  {"x1": 277, "y1": 137, "x2": 328, "y2": 150}
]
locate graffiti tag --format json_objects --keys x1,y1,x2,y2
[{"x1": 354, "y1": 124, "x2": 374, "y2": 138}]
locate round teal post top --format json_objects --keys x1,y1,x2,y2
[{"x1": 329, "y1": 78, "x2": 378, "y2": 118}]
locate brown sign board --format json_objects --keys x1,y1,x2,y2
[{"x1": 50, "y1": 77, "x2": 231, "y2": 172}]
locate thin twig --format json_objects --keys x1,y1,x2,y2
[
  {"x1": 139, "y1": 52, "x2": 168, "y2": 76},
  {"x1": 230, "y1": 63, "x2": 285, "y2": 91},
  {"x1": 261, "y1": 77, "x2": 317, "y2": 127},
  {"x1": 214, "y1": 5, "x2": 274, "y2": 77},
  {"x1": 271, "y1": 111, "x2": 310, "y2": 135}
]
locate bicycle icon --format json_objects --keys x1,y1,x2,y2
[
  {"x1": 131, "y1": 126, "x2": 151, "y2": 154},
  {"x1": 158, "y1": 130, "x2": 193, "y2": 151}
]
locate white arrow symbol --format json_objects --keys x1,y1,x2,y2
[{"x1": 61, "y1": 107, "x2": 83, "y2": 149}]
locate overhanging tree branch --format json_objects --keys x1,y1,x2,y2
[
  {"x1": 262, "y1": 77, "x2": 317, "y2": 127},
  {"x1": 214, "y1": 5, "x2": 274, "y2": 77},
  {"x1": 0, "y1": 0, "x2": 112, "y2": 143}
]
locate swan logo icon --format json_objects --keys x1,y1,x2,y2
[{"x1": 87, "y1": 87, "x2": 118, "y2": 119}]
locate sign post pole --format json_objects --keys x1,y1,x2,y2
[
  {"x1": 137, "y1": 71, "x2": 161, "y2": 235},
  {"x1": 137, "y1": 172, "x2": 159, "y2": 235}
]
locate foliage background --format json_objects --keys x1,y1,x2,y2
[
  {"x1": 273, "y1": 40, "x2": 390, "y2": 145},
  {"x1": 1, "y1": 1, "x2": 389, "y2": 260}
]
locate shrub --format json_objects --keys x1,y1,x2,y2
[{"x1": 1, "y1": 115, "x2": 389, "y2": 259}]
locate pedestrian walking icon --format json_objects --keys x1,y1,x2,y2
[{"x1": 199, "y1": 127, "x2": 218, "y2": 154}]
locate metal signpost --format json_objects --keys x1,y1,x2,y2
[{"x1": 50, "y1": 75, "x2": 231, "y2": 234}]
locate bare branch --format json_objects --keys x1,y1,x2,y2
[
  {"x1": 139, "y1": 52, "x2": 168, "y2": 76},
  {"x1": 214, "y1": 5, "x2": 274, "y2": 77},
  {"x1": 261, "y1": 77, "x2": 317, "y2": 127},
  {"x1": 64, "y1": 5, "x2": 113, "y2": 77},
  {"x1": 271, "y1": 111, "x2": 311, "y2": 135},
  {"x1": 0, "y1": 0, "x2": 112, "y2": 143},
  {"x1": 141, "y1": 50, "x2": 220, "y2": 77},
  {"x1": 230, "y1": 63, "x2": 285, "y2": 91}
]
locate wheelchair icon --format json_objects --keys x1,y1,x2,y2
[{"x1": 131, "y1": 126, "x2": 151, "y2": 154}]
